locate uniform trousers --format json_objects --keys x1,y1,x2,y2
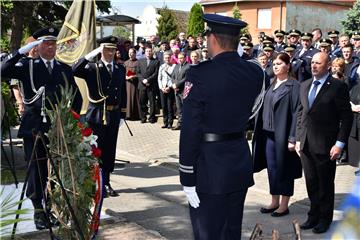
[
  {"x1": 174, "y1": 91, "x2": 183, "y2": 126},
  {"x1": 189, "y1": 189, "x2": 247, "y2": 240},
  {"x1": 159, "y1": 90, "x2": 175, "y2": 126},
  {"x1": 90, "y1": 110, "x2": 120, "y2": 185},
  {"x1": 139, "y1": 86, "x2": 156, "y2": 121},
  {"x1": 24, "y1": 135, "x2": 48, "y2": 209},
  {"x1": 265, "y1": 131, "x2": 294, "y2": 196},
  {"x1": 301, "y1": 145, "x2": 336, "y2": 225}
]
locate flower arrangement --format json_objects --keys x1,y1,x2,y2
[{"x1": 46, "y1": 82, "x2": 103, "y2": 239}]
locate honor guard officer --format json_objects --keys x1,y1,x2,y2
[
  {"x1": 239, "y1": 33, "x2": 251, "y2": 45},
  {"x1": 328, "y1": 30, "x2": 340, "y2": 56},
  {"x1": 72, "y1": 36, "x2": 127, "y2": 197},
  {"x1": 319, "y1": 38, "x2": 336, "y2": 61},
  {"x1": 179, "y1": 14, "x2": 263, "y2": 239},
  {"x1": 287, "y1": 29, "x2": 302, "y2": 52},
  {"x1": 1, "y1": 26, "x2": 81, "y2": 230},
  {"x1": 284, "y1": 44, "x2": 306, "y2": 82},
  {"x1": 352, "y1": 31, "x2": 360, "y2": 58},
  {"x1": 274, "y1": 30, "x2": 287, "y2": 53},
  {"x1": 295, "y1": 32, "x2": 319, "y2": 81},
  {"x1": 241, "y1": 42, "x2": 254, "y2": 60}
]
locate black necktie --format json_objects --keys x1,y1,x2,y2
[
  {"x1": 46, "y1": 61, "x2": 52, "y2": 74},
  {"x1": 107, "y1": 64, "x2": 112, "y2": 76}
]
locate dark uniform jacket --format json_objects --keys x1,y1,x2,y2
[
  {"x1": 179, "y1": 51, "x2": 263, "y2": 194},
  {"x1": 295, "y1": 46, "x2": 319, "y2": 81},
  {"x1": 171, "y1": 61, "x2": 190, "y2": 92},
  {"x1": 296, "y1": 76, "x2": 353, "y2": 154},
  {"x1": 136, "y1": 57, "x2": 160, "y2": 90},
  {"x1": 72, "y1": 57, "x2": 127, "y2": 124},
  {"x1": 1, "y1": 52, "x2": 80, "y2": 137},
  {"x1": 274, "y1": 42, "x2": 286, "y2": 53}
]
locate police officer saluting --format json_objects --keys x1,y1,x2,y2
[
  {"x1": 1, "y1": 27, "x2": 81, "y2": 230},
  {"x1": 179, "y1": 14, "x2": 263, "y2": 239},
  {"x1": 73, "y1": 36, "x2": 126, "y2": 197}
]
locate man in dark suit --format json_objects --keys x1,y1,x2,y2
[
  {"x1": 179, "y1": 14, "x2": 263, "y2": 239},
  {"x1": 136, "y1": 47, "x2": 160, "y2": 123},
  {"x1": 1, "y1": 27, "x2": 81, "y2": 230},
  {"x1": 295, "y1": 52, "x2": 353, "y2": 234},
  {"x1": 73, "y1": 35, "x2": 127, "y2": 197}
]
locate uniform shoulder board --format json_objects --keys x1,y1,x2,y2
[
  {"x1": 85, "y1": 64, "x2": 90, "y2": 69},
  {"x1": 15, "y1": 62, "x2": 23, "y2": 67},
  {"x1": 34, "y1": 59, "x2": 40, "y2": 63},
  {"x1": 98, "y1": 63, "x2": 103, "y2": 68}
]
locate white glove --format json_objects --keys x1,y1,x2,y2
[
  {"x1": 85, "y1": 45, "x2": 103, "y2": 60},
  {"x1": 183, "y1": 186, "x2": 200, "y2": 208},
  {"x1": 18, "y1": 40, "x2": 43, "y2": 55},
  {"x1": 120, "y1": 119, "x2": 125, "y2": 127},
  {"x1": 237, "y1": 43, "x2": 244, "y2": 57}
]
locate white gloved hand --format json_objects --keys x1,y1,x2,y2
[
  {"x1": 183, "y1": 186, "x2": 200, "y2": 208},
  {"x1": 237, "y1": 43, "x2": 244, "y2": 57},
  {"x1": 18, "y1": 40, "x2": 43, "y2": 55},
  {"x1": 85, "y1": 45, "x2": 103, "y2": 60},
  {"x1": 120, "y1": 119, "x2": 125, "y2": 127}
]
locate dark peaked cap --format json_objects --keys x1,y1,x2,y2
[
  {"x1": 203, "y1": 14, "x2": 247, "y2": 36},
  {"x1": 97, "y1": 35, "x2": 118, "y2": 48},
  {"x1": 33, "y1": 26, "x2": 58, "y2": 41}
]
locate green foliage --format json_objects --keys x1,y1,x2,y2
[
  {"x1": 342, "y1": 0, "x2": 360, "y2": 35},
  {"x1": 1, "y1": 82, "x2": 19, "y2": 138},
  {"x1": 46, "y1": 81, "x2": 99, "y2": 239},
  {"x1": 232, "y1": 3, "x2": 249, "y2": 35},
  {"x1": 113, "y1": 26, "x2": 131, "y2": 40},
  {"x1": 0, "y1": 0, "x2": 13, "y2": 36},
  {"x1": 157, "y1": 6, "x2": 178, "y2": 41},
  {"x1": 187, "y1": 3, "x2": 204, "y2": 37},
  {"x1": 0, "y1": 188, "x2": 30, "y2": 237}
]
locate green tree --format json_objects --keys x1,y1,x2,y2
[
  {"x1": 157, "y1": 6, "x2": 178, "y2": 41},
  {"x1": 1, "y1": 0, "x2": 111, "y2": 52},
  {"x1": 232, "y1": 3, "x2": 249, "y2": 35},
  {"x1": 187, "y1": 3, "x2": 204, "y2": 36},
  {"x1": 113, "y1": 26, "x2": 131, "y2": 40},
  {"x1": 342, "y1": 0, "x2": 360, "y2": 35}
]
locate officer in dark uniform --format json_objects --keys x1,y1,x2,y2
[
  {"x1": 284, "y1": 44, "x2": 306, "y2": 81},
  {"x1": 253, "y1": 31, "x2": 265, "y2": 57},
  {"x1": 287, "y1": 29, "x2": 302, "y2": 52},
  {"x1": 319, "y1": 38, "x2": 336, "y2": 61},
  {"x1": 239, "y1": 33, "x2": 251, "y2": 45},
  {"x1": 263, "y1": 44, "x2": 275, "y2": 78},
  {"x1": 72, "y1": 36, "x2": 127, "y2": 197},
  {"x1": 241, "y1": 42, "x2": 254, "y2": 60},
  {"x1": 1, "y1": 27, "x2": 81, "y2": 230},
  {"x1": 352, "y1": 31, "x2": 360, "y2": 58},
  {"x1": 179, "y1": 14, "x2": 263, "y2": 239},
  {"x1": 274, "y1": 30, "x2": 286, "y2": 53},
  {"x1": 328, "y1": 30, "x2": 340, "y2": 56},
  {"x1": 295, "y1": 32, "x2": 319, "y2": 81}
]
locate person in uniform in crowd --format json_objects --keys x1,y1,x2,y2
[
  {"x1": 342, "y1": 43, "x2": 360, "y2": 89},
  {"x1": 352, "y1": 31, "x2": 360, "y2": 58},
  {"x1": 136, "y1": 47, "x2": 160, "y2": 123},
  {"x1": 284, "y1": 44, "x2": 306, "y2": 81},
  {"x1": 295, "y1": 52, "x2": 353, "y2": 234},
  {"x1": 287, "y1": 29, "x2": 302, "y2": 52},
  {"x1": 253, "y1": 31, "x2": 265, "y2": 57},
  {"x1": 348, "y1": 82, "x2": 360, "y2": 175},
  {"x1": 124, "y1": 48, "x2": 141, "y2": 120},
  {"x1": 262, "y1": 35, "x2": 274, "y2": 46},
  {"x1": 2, "y1": 26, "x2": 81, "y2": 230},
  {"x1": 331, "y1": 57, "x2": 347, "y2": 83},
  {"x1": 253, "y1": 53, "x2": 301, "y2": 217},
  {"x1": 241, "y1": 42, "x2": 254, "y2": 60},
  {"x1": 171, "y1": 52, "x2": 190, "y2": 130},
  {"x1": 201, "y1": 48, "x2": 210, "y2": 62},
  {"x1": 157, "y1": 51, "x2": 175, "y2": 129},
  {"x1": 328, "y1": 30, "x2": 340, "y2": 56},
  {"x1": 295, "y1": 32, "x2": 319, "y2": 81},
  {"x1": 156, "y1": 41, "x2": 169, "y2": 65},
  {"x1": 263, "y1": 44, "x2": 275, "y2": 78},
  {"x1": 319, "y1": 38, "x2": 335, "y2": 60},
  {"x1": 136, "y1": 38, "x2": 147, "y2": 60},
  {"x1": 274, "y1": 30, "x2": 286, "y2": 53},
  {"x1": 312, "y1": 28, "x2": 322, "y2": 49},
  {"x1": 240, "y1": 33, "x2": 251, "y2": 45},
  {"x1": 180, "y1": 14, "x2": 263, "y2": 239},
  {"x1": 179, "y1": 32, "x2": 188, "y2": 51},
  {"x1": 190, "y1": 50, "x2": 200, "y2": 65},
  {"x1": 10, "y1": 36, "x2": 39, "y2": 117},
  {"x1": 73, "y1": 35, "x2": 126, "y2": 197}
]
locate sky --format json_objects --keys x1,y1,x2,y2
[{"x1": 110, "y1": 0, "x2": 200, "y2": 18}]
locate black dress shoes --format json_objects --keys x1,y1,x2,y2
[
  {"x1": 172, "y1": 126, "x2": 181, "y2": 130},
  {"x1": 34, "y1": 211, "x2": 49, "y2": 230},
  {"x1": 300, "y1": 219, "x2": 319, "y2": 230},
  {"x1": 105, "y1": 184, "x2": 119, "y2": 197},
  {"x1": 312, "y1": 222, "x2": 330, "y2": 234},
  {"x1": 271, "y1": 208, "x2": 289, "y2": 217},
  {"x1": 260, "y1": 206, "x2": 279, "y2": 213},
  {"x1": 140, "y1": 119, "x2": 147, "y2": 123},
  {"x1": 161, "y1": 124, "x2": 168, "y2": 128}
]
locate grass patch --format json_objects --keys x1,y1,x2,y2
[{"x1": 1, "y1": 169, "x2": 26, "y2": 185}]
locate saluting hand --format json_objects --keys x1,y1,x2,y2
[
  {"x1": 18, "y1": 39, "x2": 43, "y2": 55},
  {"x1": 85, "y1": 45, "x2": 103, "y2": 60}
]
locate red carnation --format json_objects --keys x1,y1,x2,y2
[
  {"x1": 70, "y1": 109, "x2": 80, "y2": 120},
  {"x1": 92, "y1": 147, "x2": 102, "y2": 158},
  {"x1": 81, "y1": 127, "x2": 93, "y2": 137},
  {"x1": 77, "y1": 122, "x2": 84, "y2": 129}
]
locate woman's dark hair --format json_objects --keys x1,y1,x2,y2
[{"x1": 273, "y1": 52, "x2": 296, "y2": 80}]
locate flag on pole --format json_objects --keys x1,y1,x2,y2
[{"x1": 56, "y1": 0, "x2": 96, "y2": 65}]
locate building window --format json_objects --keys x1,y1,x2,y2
[{"x1": 257, "y1": 9, "x2": 271, "y2": 29}]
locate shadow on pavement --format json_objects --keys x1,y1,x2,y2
[{"x1": 112, "y1": 162, "x2": 177, "y2": 179}]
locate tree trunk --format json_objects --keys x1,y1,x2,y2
[{"x1": 10, "y1": 2, "x2": 24, "y2": 52}]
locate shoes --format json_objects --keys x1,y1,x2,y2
[
  {"x1": 161, "y1": 124, "x2": 168, "y2": 128},
  {"x1": 172, "y1": 126, "x2": 181, "y2": 130},
  {"x1": 141, "y1": 119, "x2": 146, "y2": 123},
  {"x1": 105, "y1": 184, "x2": 119, "y2": 197},
  {"x1": 260, "y1": 206, "x2": 279, "y2": 214},
  {"x1": 34, "y1": 211, "x2": 49, "y2": 230},
  {"x1": 167, "y1": 124, "x2": 173, "y2": 129},
  {"x1": 271, "y1": 208, "x2": 289, "y2": 217},
  {"x1": 300, "y1": 219, "x2": 319, "y2": 230},
  {"x1": 48, "y1": 212, "x2": 60, "y2": 227},
  {"x1": 312, "y1": 222, "x2": 330, "y2": 234},
  {"x1": 149, "y1": 119, "x2": 156, "y2": 124}
]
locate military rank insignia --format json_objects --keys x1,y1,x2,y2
[{"x1": 183, "y1": 82, "x2": 193, "y2": 99}]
